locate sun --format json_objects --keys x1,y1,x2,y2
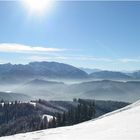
[{"x1": 23, "y1": 0, "x2": 53, "y2": 15}]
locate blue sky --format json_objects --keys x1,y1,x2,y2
[{"x1": 0, "y1": 1, "x2": 140, "y2": 71}]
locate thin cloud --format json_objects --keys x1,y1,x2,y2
[
  {"x1": 76, "y1": 56, "x2": 113, "y2": 62},
  {"x1": 119, "y1": 58, "x2": 140, "y2": 63},
  {"x1": 28, "y1": 55, "x2": 140, "y2": 64},
  {"x1": 28, "y1": 55, "x2": 68, "y2": 61},
  {"x1": 0, "y1": 43, "x2": 65, "y2": 53},
  {"x1": 28, "y1": 55, "x2": 113, "y2": 62}
]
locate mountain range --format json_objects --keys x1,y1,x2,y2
[
  {"x1": 0, "y1": 62, "x2": 140, "y2": 82},
  {"x1": 0, "y1": 62, "x2": 88, "y2": 84},
  {"x1": 0, "y1": 61, "x2": 140, "y2": 102},
  {"x1": 6, "y1": 79, "x2": 139, "y2": 102}
]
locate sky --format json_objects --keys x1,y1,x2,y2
[{"x1": 0, "y1": 1, "x2": 140, "y2": 71}]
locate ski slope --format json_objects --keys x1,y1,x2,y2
[{"x1": 1, "y1": 100, "x2": 140, "y2": 140}]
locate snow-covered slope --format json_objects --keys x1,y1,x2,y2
[{"x1": 1, "y1": 100, "x2": 140, "y2": 140}]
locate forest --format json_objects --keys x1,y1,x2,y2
[{"x1": 0, "y1": 99, "x2": 96, "y2": 136}]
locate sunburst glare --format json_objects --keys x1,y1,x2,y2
[{"x1": 23, "y1": 0, "x2": 53, "y2": 16}]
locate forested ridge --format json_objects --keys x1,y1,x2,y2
[{"x1": 0, "y1": 99, "x2": 129, "y2": 137}]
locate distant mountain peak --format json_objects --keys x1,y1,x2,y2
[
  {"x1": 0, "y1": 61, "x2": 88, "y2": 80},
  {"x1": 89, "y1": 70, "x2": 131, "y2": 79}
]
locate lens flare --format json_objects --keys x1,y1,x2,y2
[{"x1": 23, "y1": 0, "x2": 53, "y2": 16}]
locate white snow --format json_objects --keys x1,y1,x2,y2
[
  {"x1": 1, "y1": 100, "x2": 140, "y2": 140},
  {"x1": 29, "y1": 102, "x2": 36, "y2": 107},
  {"x1": 5, "y1": 91, "x2": 12, "y2": 93},
  {"x1": 0, "y1": 102, "x2": 4, "y2": 107},
  {"x1": 42, "y1": 114, "x2": 54, "y2": 122}
]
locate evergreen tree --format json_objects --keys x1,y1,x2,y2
[{"x1": 43, "y1": 116, "x2": 48, "y2": 129}]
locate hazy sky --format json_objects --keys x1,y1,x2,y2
[{"x1": 0, "y1": 1, "x2": 140, "y2": 71}]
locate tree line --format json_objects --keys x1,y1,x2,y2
[
  {"x1": 0, "y1": 99, "x2": 96, "y2": 136},
  {"x1": 56, "y1": 98, "x2": 96, "y2": 127}
]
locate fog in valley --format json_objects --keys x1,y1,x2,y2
[{"x1": 0, "y1": 77, "x2": 140, "y2": 103}]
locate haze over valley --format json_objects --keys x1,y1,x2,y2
[{"x1": 0, "y1": 61, "x2": 140, "y2": 102}]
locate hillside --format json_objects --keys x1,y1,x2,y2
[
  {"x1": 0, "y1": 92, "x2": 31, "y2": 101},
  {"x1": 89, "y1": 70, "x2": 131, "y2": 79},
  {"x1": 79, "y1": 68, "x2": 101, "y2": 74},
  {"x1": 12, "y1": 79, "x2": 140, "y2": 102},
  {"x1": 25, "y1": 79, "x2": 64, "y2": 86},
  {"x1": 65, "y1": 80, "x2": 140, "y2": 102},
  {"x1": 131, "y1": 70, "x2": 140, "y2": 79},
  {"x1": 1, "y1": 100, "x2": 140, "y2": 140},
  {"x1": 0, "y1": 99, "x2": 128, "y2": 137}
]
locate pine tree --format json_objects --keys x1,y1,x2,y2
[
  {"x1": 43, "y1": 116, "x2": 48, "y2": 129},
  {"x1": 56, "y1": 113, "x2": 62, "y2": 127},
  {"x1": 51, "y1": 116, "x2": 56, "y2": 128}
]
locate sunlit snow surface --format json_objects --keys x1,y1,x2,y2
[{"x1": 1, "y1": 100, "x2": 140, "y2": 140}]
